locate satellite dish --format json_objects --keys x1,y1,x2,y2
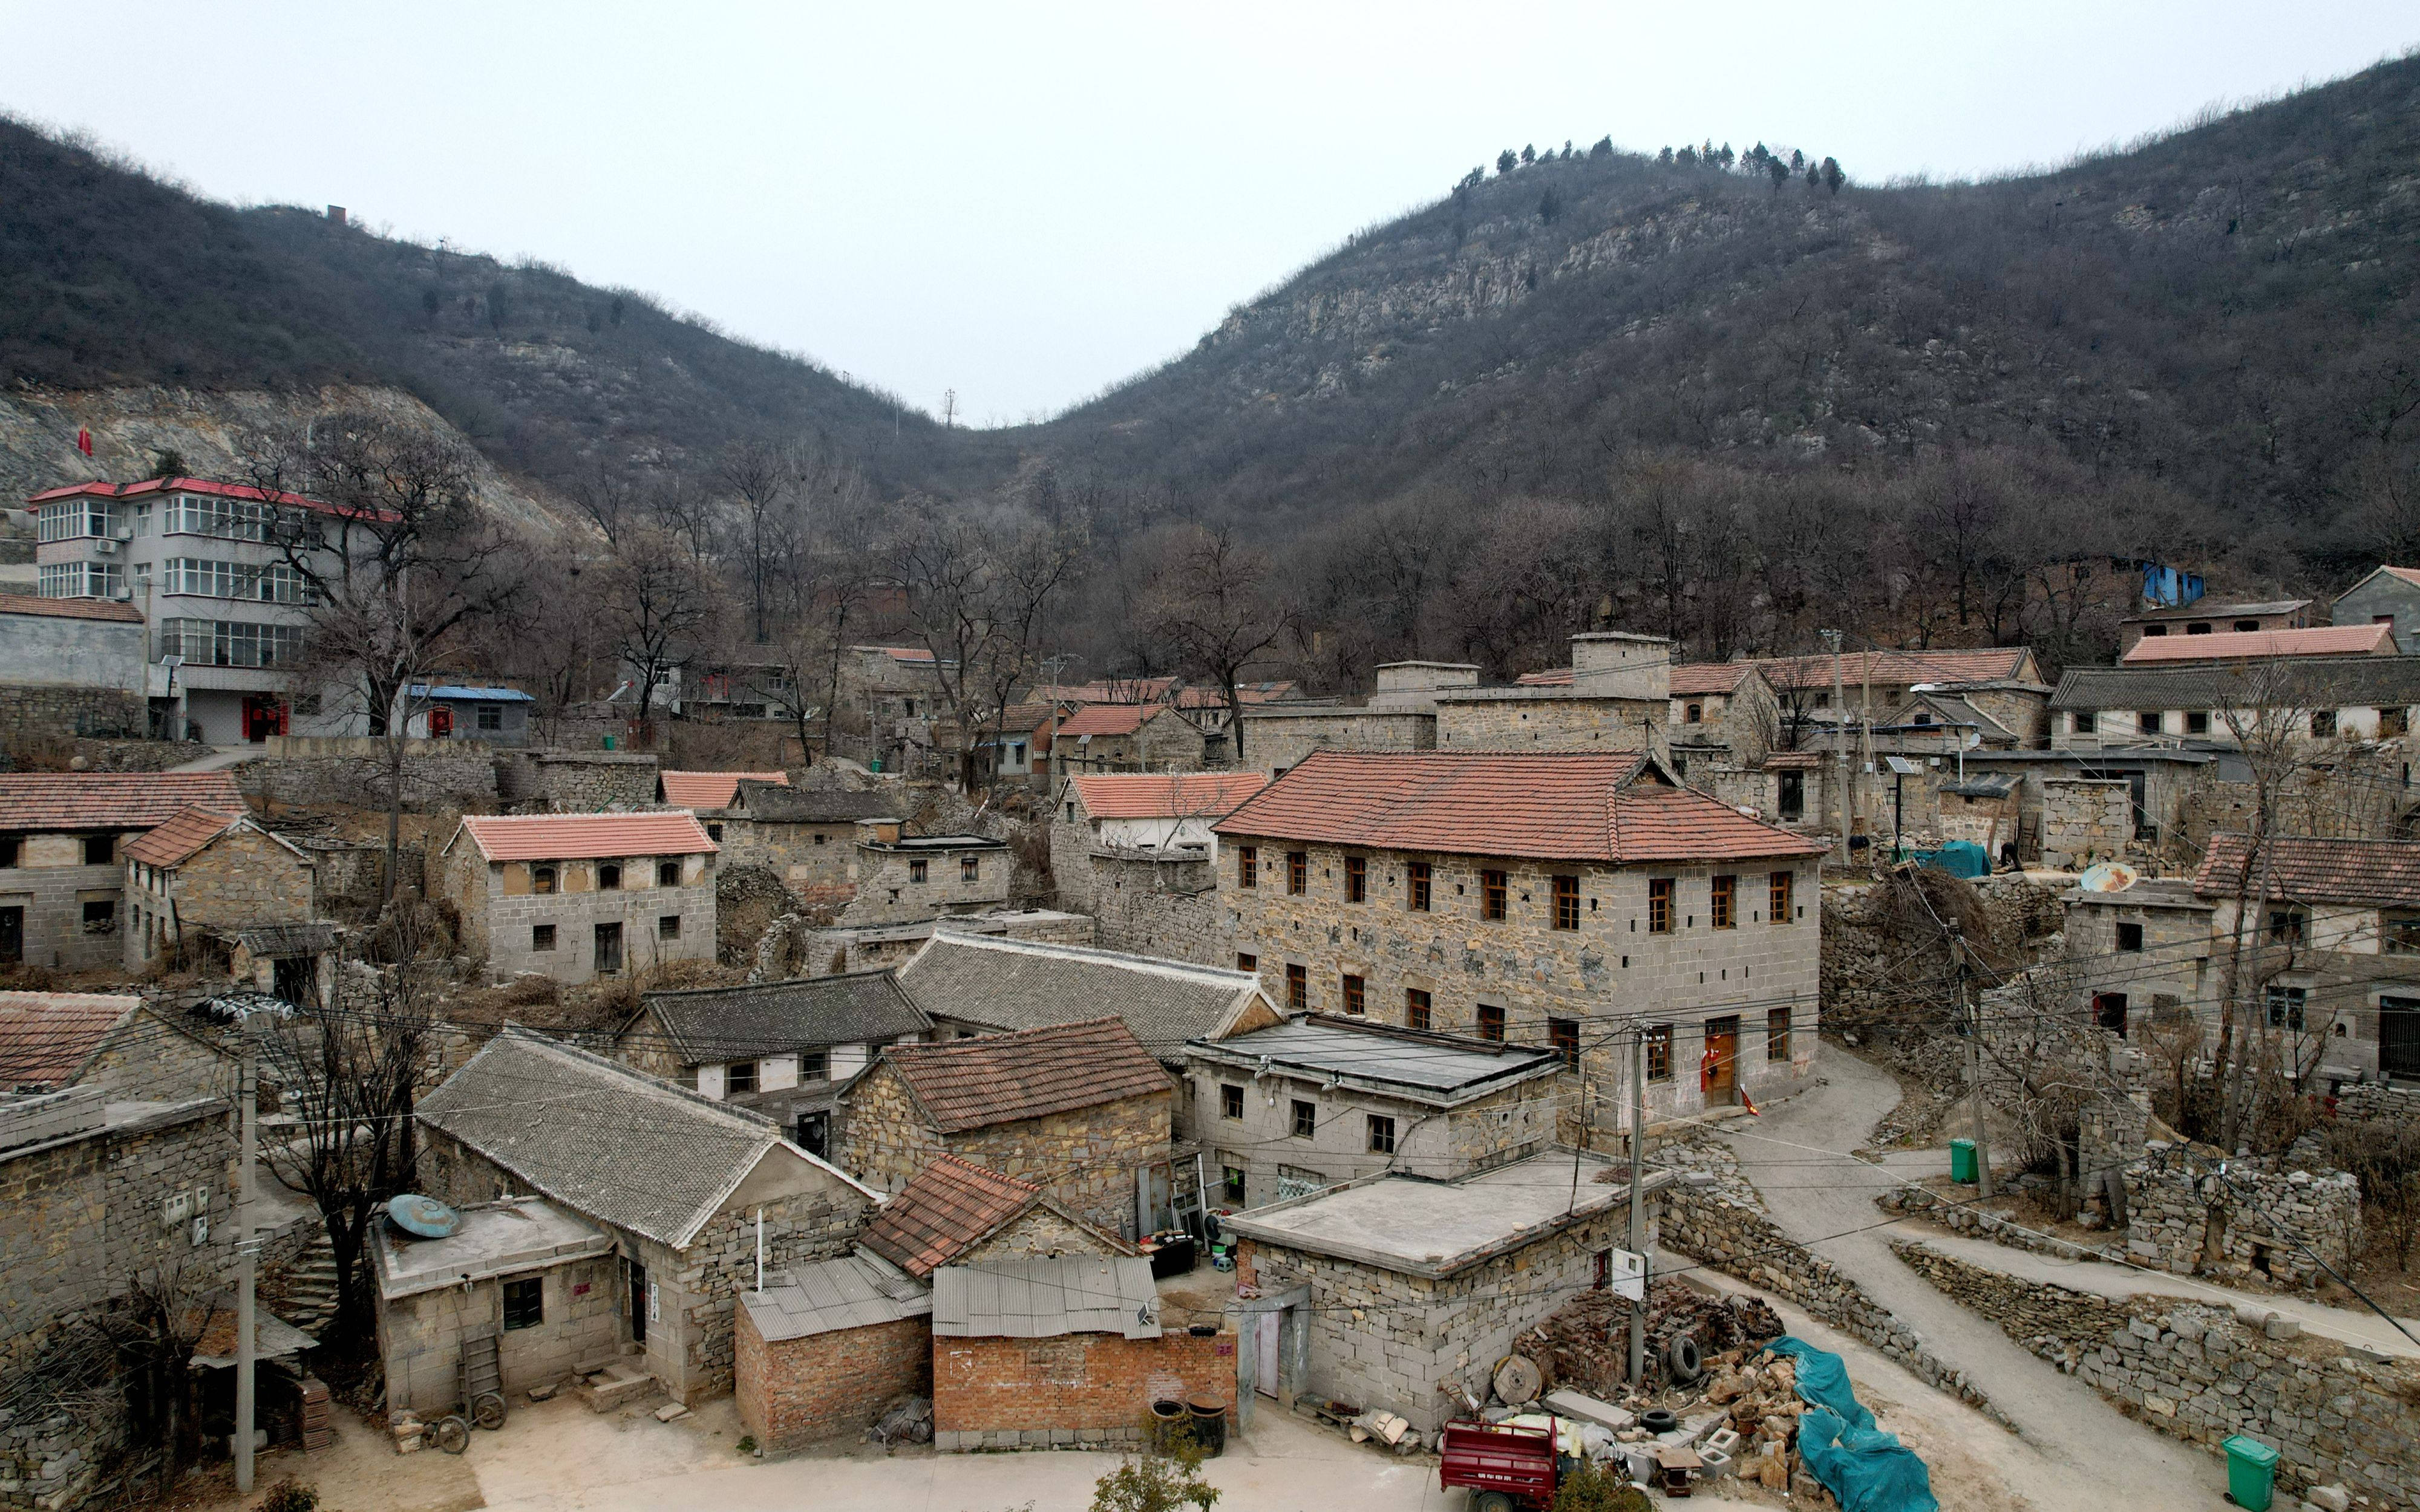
[
  {"x1": 388, "y1": 1193, "x2": 463, "y2": 1239},
  {"x1": 2078, "y1": 861, "x2": 2140, "y2": 894}
]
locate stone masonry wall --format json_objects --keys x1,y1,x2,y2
[
  {"x1": 838, "y1": 844, "x2": 1009, "y2": 926},
  {"x1": 834, "y1": 1063, "x2": 949, "y2": 1194},
  {"x1": 2040, "y1": 777, "x2": 2131, "y2": 870},
  {"x1": 234, "y1": 751, "x2": 499, "y2": 811},
  {"x1": 379, "y1": 1253, "x2": 623, "y2": 1415},
  {"x1": 933, "y1": 1328, "x2": 1230, "y2": 1450},
  {"x1": 1431, "y1": 694, "x2": 1663, "y2": 751},
  {"x1": 738, "y1": 1306, "x2": 930, "y2": 1452},
  {"x1": 450, "y1": 852, "x2": 718, "y2": 986},
  {"x1": 166, "y1": 827, "x2": 315, "y2": 936},
  {"x1": 492, "y1": 752, "x2": 662, "y2": 812},
  {"x1": 0, "y1": 855, "x2": 125, "y2": 970},
  {"x1": 1236, "y1": 709, "x2": 1433, "y2": 774},
  {"x1": 0, "y1": 686, "x2": 145, "y2": 748},
  {"x1": 1895, "y1": 1240, "x2": 2420, "y2": 1508},
  {"x1": 2122, "y1": 1148, "x2": 2363, "y2": 1289},
  {"x1": 1191, "y1": 1063, "x2": 1563, "y2": 1208},
  {"x1": 2335, "y1": 1081, "x2": 2420, "y2": 1121},
  {"x1": 1084, "y1": 852, "x2": 1229, "y2": 966}
]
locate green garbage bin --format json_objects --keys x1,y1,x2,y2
[
  {"x1": 2221, "y1": 1435, "x2": 2276, "y2": 1510},
  {"x1": 1949, "y1": 1138, "x2": 1977, "y2": 1184},
  {"x1": 601, "y1": 734, "x2": 616, "y2": 751}
]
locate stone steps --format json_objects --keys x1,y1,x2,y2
[{"x1": 577, "y1": 1364, "x2": 661, "y2": 1414}]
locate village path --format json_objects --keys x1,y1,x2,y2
[
  {"x1": 1708, "y1": 1041, "x2": 2231, "y2": 1512},
  {"x1": 165, "y1": 744, "x2": 251, "y2": 772}
]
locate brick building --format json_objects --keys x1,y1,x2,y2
[
  {"x1": 1184, "y1": 1014, "x2": 1565, "y2": 1208},
  {"x1": 122, "y1": 806, "x2": 316, "y2": 973},
  {"x1": 436, "y1": 812, "x2": 718, "y2": 985},
  {"x1": 2125, "y1": 595, "x2": 2310, "y2": 653},
  {"x1": 414, "y1": 1028, "x2": 878, "y2": 1404},
  {"x1": 0, "y1": 771, "x2": 244, "y2": 970},
  {"x1": 837, "y1": 1015, "x2": 1174, "y2": 1238},
  {"x1": 1214, "y1": 750, "x2": 1828, "y2": 1126},
  {"x1": 615, "y1": 970, "x2": 934, "y2": 1156},
  {"x1": 0, "y1": 991, "x2": 232, "y2": 1101}
]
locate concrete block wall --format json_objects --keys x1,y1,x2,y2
[
  {"x1": 2040, "y1": 777, "x2": 2131, "y2": 868},
  {"x1": 932, "y1": 1329, "x2": 1229, "y2": 1449},
  {"x1": 378, "y1": 1255, "x2": 623, "y2": 1415},
  {"x1": 0, "y1": 855, "x2": 128, "y2": 970},
  {"x1": 737, "y1": 1308, "x2": 930, "y2": 1452},
  {"x1": 1431, "y1": 694, "x2": 1662, "y2": 751},
  {"x1": 1896, "y1": 1240, "x2": 2420, "y2": 1509}
]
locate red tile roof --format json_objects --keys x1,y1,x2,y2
[
  {"x1": 659, "y1": 771, "x2": 788, "y2": 810},
  {"x1": 1063, "y1": 677, "x2": 1177, "y2": 704},
  {"x1": 122, "y1": 806, "x2": 245, "y2": 867},
  {"x1": 1514, "y1": 668, "x2": 1572, "y2": 686},
  {"x1": 875, "y1": 1017, "x2": 1172, "y2": 1135},
  {"x1": 860, "y1": 1154, "x2": 1043, "y2": 1277},
  {"x1": 0, "y1": 991, "x2": 142, "y2": 1089},
  {"x1": 0, "y1": 592, "x2": 144, "y2": 624},
  {"x1": 1056, "y1": 702, "x2": 1157, "y2": 738},
  {"x1": 855, "y1": 644, "x2": 937, "y2": 665},
  {"x1": 451, "y1": 813, "x2": 718, "y2": 862},
  {"x1": 2379, "y1": 567, "x2": 2420, "y2": 590},
  {"x1": 1747, "y1": 647, "x2": 2038, "y2": 692},
  {"x1": 1071, "y1": 772, "x2": 1269, "y2": 821},
  {"x1": 0, "y1": 771, "x2": 244, "y2": 832},
  {"x1": 1670, "y1": 663, "x2": 1755, "y2": 697},
  {"x1": 2193, "y1": 832, "x2": 2420, "y2": 909},
  {"x1": 23, "y1": 475, "x2": 394, "y2": 523},
  {"x1": 2119, "y1": 624, "x2": 2394, "y2": 665},
  {"x1": 1174, "y1": 682, "x2": 1295, "y2": 708},
  {"x1": 1214, "y1": 750, "x2": 1827, "y2": 862},
  {"x1": 1762, "y1": 751, "x2": 1825, "y2": 771}
]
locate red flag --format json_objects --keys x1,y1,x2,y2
[
  {"x1": 76, "y1": 427, "x2": 92, "y2": 457},
  {"x1": 1739, "y1": 1089, "x2": 1760, "y2": 1116}
]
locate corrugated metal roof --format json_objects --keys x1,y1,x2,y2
[
  {"x1": 930, "y1": 1257, "x2": 1160, "y2": 1339},
  {"x1": 742, "y1": 1250, "x2": 932, "y2": 1342}
]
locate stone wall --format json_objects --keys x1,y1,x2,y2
[
  {"x1": 2334, "y1": 1081, "x2": 2420, "y2": 1121},
  {"x1": 932, "y1": 1328, "x2": 1230, "y2": 1449},
  {"x1": 1895, "y1": 1240, "x2": 2419, "y2": 1509},
  {"x1": 958, "y1": 1204, "x2": 1127, "y2": 1265},
  {"x1": 713, "y1": 818, "x2": 858, "y2": 894},
  {"x1": 1431, "y1": 693, "x2": 1663, "y2": 751},
  {"x1": 0, "y1": 686, "x2": 146, "y2": 753},
  {"x1": 1655, "y1": 1137, "x2": 2009, "y2": 1424},
  {"x1": 301, "y1": 839, "x2": 418, "y2": 919},
  {"x1": 166, "y1": 826, "x2": 315, "y2": 935},
  {"x1": 494, "y1": 752, "x2": 662, "y2": 812},
  {"x1": 1236, "y1": 708, "x2": 1433, "y2": 774},
  {"x1": 1084, "y1": 852, "x2": 1229, "y2": 966},
  {"x1": 378, "y1": 1253, "x2": 624, "y2": 1415},
  {"x1": 837, "y1": 842, "x2": 1009, "y2": 927},
  {"x1": 234, "y1": 750, "x2": 499, "y2": 811},
  {"x1": 0, "y1": 855, "x2": 125, "y2": 970},
  {"x1": 2122, "y1": 1147, "x2": 2363, "y2": 1289},
  {"x1": 737, "y1": 1308, "x2": 930, "y2": 1452},
  {"x1": 443, "y1": 851, "x2": 718, "y2": 985},
  {"x1": 2039, "y1": 777, "x2": 2131, "y2": 869}
]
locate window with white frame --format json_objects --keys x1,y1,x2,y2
[
  {"x1": 155, "y1": 618, "x2": 304, "y2": 668},
  {"x1": 160, "y1": 558, "x2": 312, "y2": 604},
  {"x1": 38, "y1": 562, "x2": 123, "y2": 599},
  {"x1": 162, "y1": 493, "x2": 270, "y2": 541},
  {"x1": 35, "y1": 500, "x2": 119, "y2": 542}
]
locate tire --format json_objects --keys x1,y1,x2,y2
[
  {"x1": 433, "y1": 1415, "x2": 471, "y2": 1455},
  {"x1": 1473, "y1": 1494, "x2": 1516, "y2": 1512},
  {"x1": 471, "y1": 1390, "x2": 508, "y2": 1430},
  {"x1": 1665, "y1": 1332, "x2": 1704, "y2": 1385}
]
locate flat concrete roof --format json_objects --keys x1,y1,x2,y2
[
  {"x1": 373, "y1": 1197, "x2": 612, "y2": 1300},
  {"x1": 1189, "y1": 1016, "x2": 1560, "y2": 1104},
  {"x1": 1220, "y1": 1150, "x2": 1672, "y2": 1279}
]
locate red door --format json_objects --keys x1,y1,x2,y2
[
  {"x1": 428, "y1": 706, "x2": 454, "y2": 739},
  {"x1": 242, "y1": 695, "x2": 287, "y2": 743}
]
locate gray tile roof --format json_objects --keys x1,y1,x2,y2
[
  {"x1": 417, "y1": 1028, "x2": 826, "y2": 1248},
  {"x1": 930, "y1": 1257, "x2": 1160, "y2": 1340},
  {"x1": 896, "y1": 934, "x2": 1264, "y2": 1062},
  {"x1": 636, "y1": 971, "x2": 931, "y2": 1063},
  {"x1": 217, "y1": 922, "x2": 341, "y2": 958},
  {"x1": 2049, "y1": 657, "x2": 2420, "y2": 711},
  {"x1": 1187, "y1": 1015, "x2": 1563, "y2": 1107},
  {"x1": 731, "y1": 780, "x2": 905, "y2": 823},
  {"x1": 741, "y1": 1250, "x2": 932, "y2": 1342}
]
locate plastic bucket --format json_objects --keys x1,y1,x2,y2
[
  {"x1": 2222, "y1": 1435, "x2": 2277, "y2": 1511},
  {"x1": 601, "y1": 734, "x2": 616, "y2": 751},
  {"x1": 1950, "y1": 1139, "x2": 1977, "y2": 1184}
]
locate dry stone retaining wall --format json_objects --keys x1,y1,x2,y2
[
  {"x1": 1084, "y1": 852, "x2": 1229, "y2": 966},
  {"x1": 2122, "y1": 1147, "x2": 2363, "y2": 1289}
]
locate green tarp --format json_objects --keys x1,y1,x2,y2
[{"x1": 1761, "y1": 1337, "x2": 1939, "y2": 1512}]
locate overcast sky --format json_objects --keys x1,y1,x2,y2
[{"x1": 2, "y1": 3, "x2": 2413, "y2": 427}]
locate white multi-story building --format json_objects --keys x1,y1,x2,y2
[{"x1": 25, "y1": 477, "x2": 370, "y2": 744}]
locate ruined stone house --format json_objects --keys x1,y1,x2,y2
[
  {"x1": 0, "y1": 771, "x2": 246, "y2": 971},
  {"x1": 711, "y1": 779, "x2": 903, "y2": 904},
  {"x1": 122, "y1": 806, "x2": 316, "y2": 976},
  {"x1": 838, "y1": 824, "x2": 1010, "y2": 925},
  {"x1": 436, "y1": 812, "x2": 718, "y2": 985}
]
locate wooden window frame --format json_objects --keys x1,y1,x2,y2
[
  {"x1": 1404, "y1": 988, "x2": 1432, "y2": 1031},
  {"x1": 1553, "y1": 875, "x2": 1580, "y2": 931},
  {"x1": 1482, "y1": 869, "x2": 1508, "y2": 921},
  {"x1": 1341, "y1": 973, "x2": 1365, "y2": 1015},
  {"x1": 1477, "y1": 1003, "x2": 1506, "y2": 1043},
  {"x1": 1365, "y1": 1114, "x2": 1396, "y2": 1155},
  {"x1": 1285, "y1": 963, "x2": 1307, "y2": 1011},
  {"x1": 1767, "y1": 1007, "x2": 1792, "y2": 1061},
  {"x1": 1710, "y1": 874, "x2": 1736, "y2": 930},
  {"x1": 1407, "y1": 860, "x2": 1432, "y2": 912},
  {"x1": 1220, "y1": 1083, "x2": 1244, "y2": 1121},
  {"x1": 1238, "y1": 846, "x2": 1257, "y2": 888},
  {"x1": 1644, "y1": 1024, "x2": 1673, "y2": 1082},
  {"x1": 1647, "y1": 878, "x2": 1675, "y2": 934},
  {"x1": 1290, "y1": 1099, "x2": 1317, "y2": 1139},
  {"x1": 1287, "y1": 851, "x2": 1307, "y2": 896},
  {"x1": 1345, "y1": 855, "x2": 1366, "y2": 903},
  {"x1": 1549, "y1": 1018, "x2": 1580, "y2": 1070},
  {"x1": 1768, "y1": 870, "x2": 1793, "y2": 924}
]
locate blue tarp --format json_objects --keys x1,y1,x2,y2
[{"x1": 1761, "y1": 1338, "x2": 1939, "y2": 1512}]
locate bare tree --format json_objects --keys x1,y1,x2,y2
[
  {"x1": 716, "y1": 440, "x2": 800, "y2": 644},
  {"x1": 600, "y1": 524, "x2": 712, "y2": 726},
  {"x1": 1140, "y1": 523, "x2": 1291, "y2": 766}
]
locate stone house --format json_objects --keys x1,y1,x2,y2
[
  {"x1": 985, "y1": 699, "x2": 1064, "y2": 786},
  {"x1": 1220, "y1": 1150, "x2": 1672, "y2": 1433},
  {"x1": 839, "y1": 644, "x2": 951, "y2": 773},
  {"x1": 1050, "y1": 771, "x2": 1267, "y2": 912},
  {"x1": 2059, "y1": 878, "x2": 2218, "y2": 1041},
  {"x1": 1185, "y1": 1014, "x2": 1565, "y2": 1209},
  {"x1": 837, "y1": 1015, "x2": 1174, "y2": 1239},
  {"x1": 930, "y1": 1257, "x2": 1230, "y2": 1452},
  {"x1": 2191, "y1": 832, "x2": 2420, "y2": 1088},
  {"x1": 0, "y1": 990, "x2": 233, "y2": 1101},
  {"x1": 1237, "y1": 702, "x2": 1436, "y2": 775},
  {"x1": 2117, "y1": 622, "x2": 2395, "y2": 666},
  {"x1": 1053, "y1": 701, "x2": 1214, "y2": 775},
  {"x1": 658, "y1": 769, "x2": 788, "y2": 820},
  {"x1": 1667, "y1": 663, "x2": 1779, "y2": 766},
  {"x1": 2331, "y1": 566, "x2": 2420, "y2": 655},
  {"x1": 414, "y1": 1028, "x2": 878, "y2": 1404},
  {"x1": 711, "y1": 780, "x2": 903, "y2": 902},
  {"x1": 894, "y1": 931, "x2": 1278, "y2": 1074},
  {"x1": 2122, "y1": 595, "x2": 2310, "y2": 654},
  {"x1": 860, "y1": 1152, "x2": 1137, "y2": 1279},
  {"x1": 616, "y1": 970, "x2": 934, "y2": 1157},
  {"x1": 1746, "y1": 646, "x2": 2052, "y2": 749},
  {"x1": 436, "y1": 812, "x2": 718, "y2": 986},
  {"x1": 1215, "y1": 749, "x2": 1828, "y2": 1127},
  {"x1": 0, "y1": 771, "x2": 245, "y2": 970},
  {"x1": 122, "y1": 806, "x2": 316, "y2": 973},
  {"x1": 1433, "y1": 632, "x2": 1670, "y2": 751},
  {"x1": 0, "y1": 591, "x2": 148, "y2": 746},
  {"x1": 370, "y1": 1196, "x2": 621, "y2": 1415},
  {"x1": 2050, "y1": 657, "x2": 2420, "y2": 752},
  {"x1": 838, "y1": 826, "x2": 1010, "y2": 925}
]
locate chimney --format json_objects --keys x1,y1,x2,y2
[
  {"x1": 325, "y1": 205, "x2": 347, "y2": 226},
  {"x1": 1569, "y1": 632, "x2": 1672, "y2": 703}
]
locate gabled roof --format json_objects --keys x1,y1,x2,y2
[
  {"x1": 1212, "y1": 750, "x2": 1826, "y2": 864},
  {"x1": 861, "y1": 1155, "x2": 1042, "y2": 1277},
  {"x1": 895, "y1": 934, "x2": 1272, "y2": 1060},
  {"x1": 852, "y1": 644, "x2": 941, "y2": 666},
  {"x1": 1172, "y1": 682, "x2": 1295, "y2": 708},
  {"x1": 866, "y1": 1016, "x2": 1172, "y2": 1136},
  {"x1": 1880, "y1": 692, "x2": 2015, "y2": 743},
  {"x1": 2194, "y1": 832, "x2": 2420, "y2": 910},
  {"x1": 1056, "y1": 702, "x2": 1160, "y2": 738},
  {"x1": 2125, "y1": 598, "x2": 2312, "y2": 623},
  {"x1": 931, "y1": 1257, "x2": 1160, "y2": 1340},
  {"x1": 2335, "y1": 566, "x2": 2420, "y2": 604},
  {"x1": 0, "y1": 992, "x2": 143, "y2": 1089},
  {"x1": 0, "y1": 592, "x2": 144, "y2": 624},
  {"x1": 1071, "y1": 772, "x2": 1268, "y2": 821},
  {"x1": 994, "y1": 702, "x2": 1064, "y2": 734},
  {"x1": 0, "y1": 771, "x2": 244, "y2": 832},
  {"x1": 446, "y1": 813, "x2": 717, "y2": 862},
  {"x1": 2119, "y1": 624, "x2": 2393, "y2": 665},
  {"x1": 660, "y1": 770, "x2": 789, "y2": 810},
  {"x1": 635, "y1": 970, "x2": 930, "y2": 1063},
  {"x1": 1762, "y1": 751, "x2": 1825, "y2": 771},
  {"x1": 1745, "y1": 647, "x2": 2040, "y2": 692},
  {"x1": 1670, "y1": 663, "x2": 1758, "y2": 697},
  {"x1": 123, "y1": 806, "x2": 250, "y2": 868},
  {"x1": 416, "y1": 1028, "x2": 872, "y2": 1248},
  {"x1": 2048, "y1": 657, "x2": 2420, "y2": 711},
  {"x1": 729, "y1": 780, "x2": 903, "y2": 824}
]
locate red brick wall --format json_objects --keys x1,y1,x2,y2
[
  {"x1": 934, "y1": 1329, "x2": 1232, "y2": 1435},
  {"x1": 736, "y1": 1303, "x2": 932, "y2": 1452}
]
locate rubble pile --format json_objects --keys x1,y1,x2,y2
[
  {"x1": 1701, "y1": 1350, "x2": 1811, "y2": 1493},
  {"x1": 1512, "y1": 1282, "x2": 1783, "y2": 1399}
]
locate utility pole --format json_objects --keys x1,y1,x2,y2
[
  {"x1": 235, "y1": 1009, "x2": 259, "y2": 1493},
  {"x1": 1822, "y1": 631, "x2": 1854, "y2": 862},
  {"x1": 1952, "y1": 923, "x2": 1993, "y2": 1200},
  {"x1": 1627, "y1": 1023, "x2": 1647, "y2": 1387}
]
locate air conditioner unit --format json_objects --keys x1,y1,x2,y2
[
  {"x1": 93, "y1": 539, "x2": 119, "y2": 555},
  {"x1": 111, "y1": 588, "x2": 132, "y2": 602},
  {"x1": 112, "y1": 528, "x2": 134, "y2": 542}
]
